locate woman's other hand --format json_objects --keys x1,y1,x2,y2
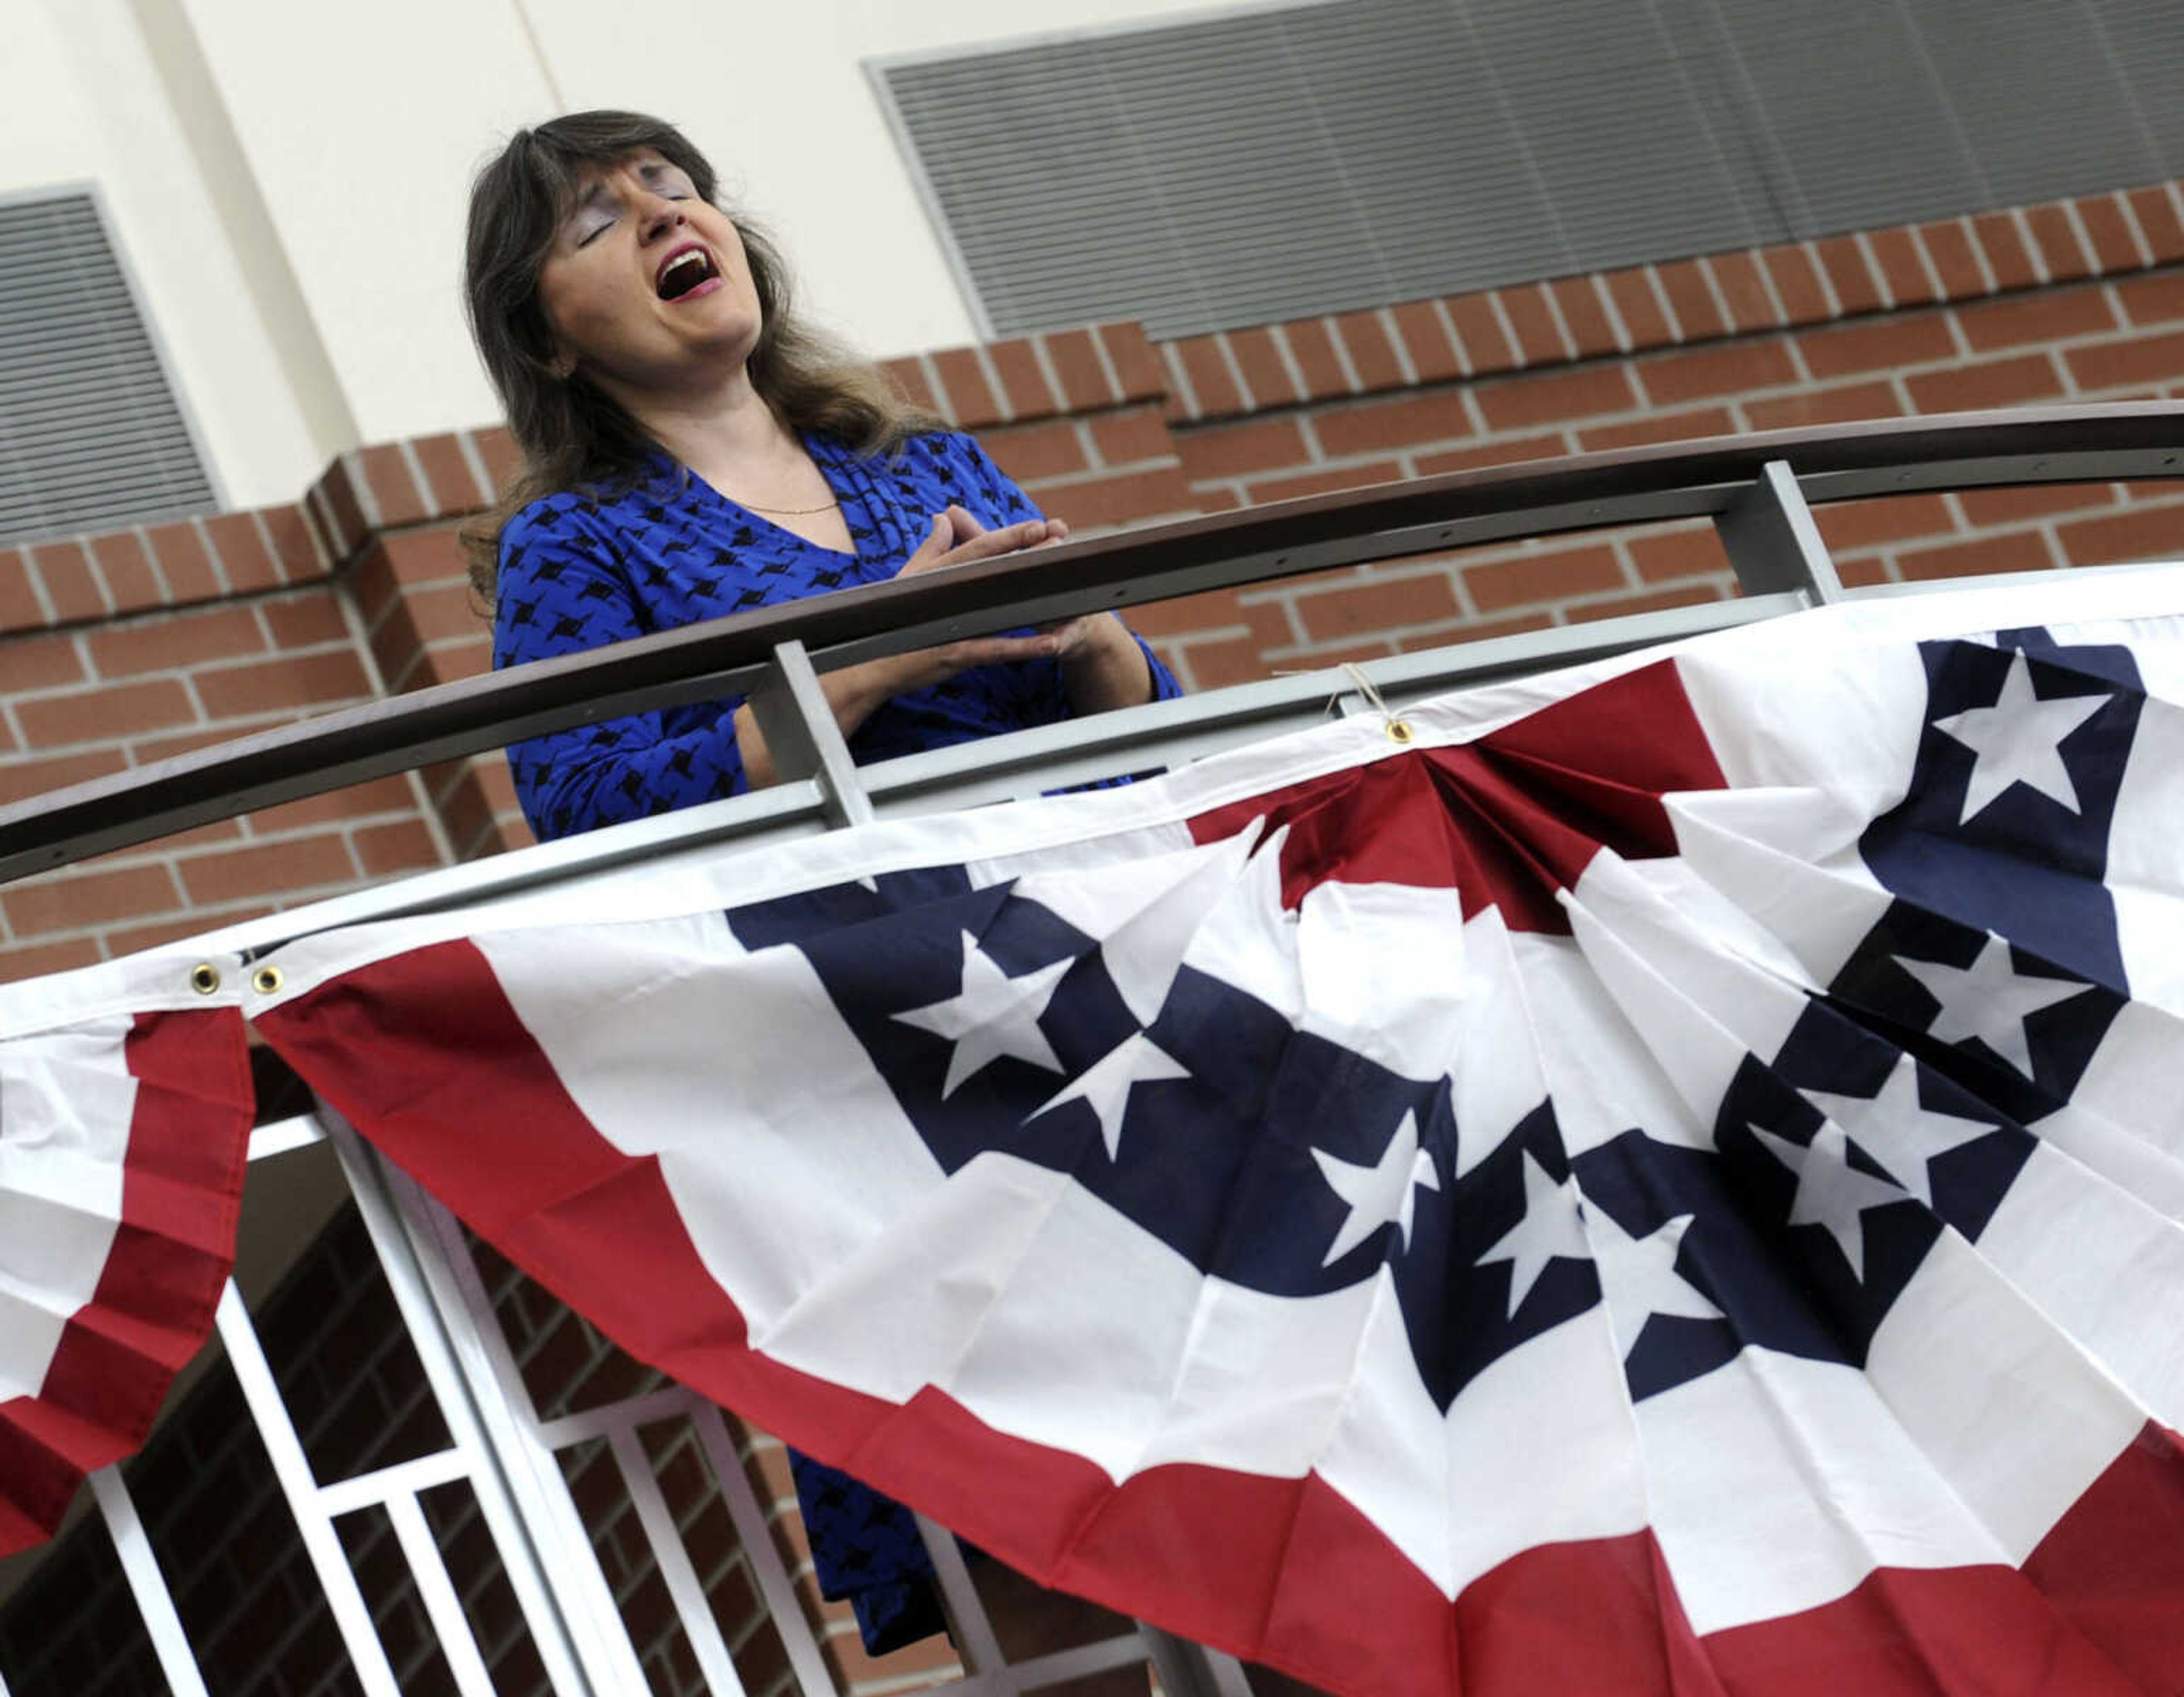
[
  {"x1": 878, "y1": 505, "x2": 1073, "y2": 682},
  {"x1": 735, "y1": 504, "x2": 1077, "y2": 786},
  {"x1": 924, "y1": 506, "x2": 1153, "y2": 715},
  {"x1": 903, "y1": 504, "x2": 1093, "y2": 663}
]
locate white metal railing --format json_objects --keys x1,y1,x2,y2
[{"x1": 64, "y1": 1102, "x2": 1247, "y2": 1697}]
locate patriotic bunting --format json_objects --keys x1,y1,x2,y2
[
  {"x1": 12, "y1": 564, "x2": 2184, "y2": 1694},
  {"x1": 0, "y1": 959, "x2": 254, "y2": 1557},
  {"x1": 237, "y1": 565, "x2": 2184, "y2": 1694}
]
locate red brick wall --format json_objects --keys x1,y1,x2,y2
[
  {"x1": 0, "y1": 581, "x2": 448, "y2": 983},
  {"x1": 5, "y1": 183, "x2": 2184, "y2": 985}
]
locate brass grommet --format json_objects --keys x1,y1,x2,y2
[
  {"x1": 251, "y1": 964, "x2": 286, "y2": 995},
  {"x1": 1385, "y1": 719, "x2": 1415, "y2": 745},
  {"x1": 189, "y1": 962, "x2": 221, "y2": 995}
]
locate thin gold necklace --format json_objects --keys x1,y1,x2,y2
[{"x1": 743, "y1": 495, "x2": 839, "y2": 515}]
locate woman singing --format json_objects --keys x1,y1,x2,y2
[
  {"x1": 460, "y1": 110, "x2": 1178, "y2": 1664},
  {"x1": 463, "y1": 109, "x2": 1180, "y2": 841}
]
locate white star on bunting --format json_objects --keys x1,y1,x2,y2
[
  {"x1": 1802, "y1": 1059, "x2": 1997, "y2": 1211},
  {"x1": 894, "y1": 930, "x2": 1071, "y2": 1097},
  {"x1": 1588, "y1": 1208, "x2": 1722, "y2": 1361},
  {"x1": 1895, "y1": 935, "x2": 2092, "y2": 1078},
  {"x1": 1475, "y1": 1150, "x2": 1589, "y2": 1319},
  {"x1": 1311, "y1": 1109, "x2": 1440, "y2": 1268},
  {"x1": 1748, "y1": 1120, "x2": 1907, "y2": 1281},
  {"x1": 1025, "y1": 1032, "x2": 1190, "y2": 1158},
  {"x1": 1931, "y1": 648, "x2": 2107, "y2": 825}
]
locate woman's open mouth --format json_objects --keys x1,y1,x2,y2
[{"x1": 654, "y1": 245, "x2": 722, "y2": 301}]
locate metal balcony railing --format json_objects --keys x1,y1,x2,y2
[{"x1": 2, "y1": 402, "x2": 2178, "y2": 894}]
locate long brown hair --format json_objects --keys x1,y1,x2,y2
[{"x1": 459, "y1": 110, "x2": 938, "y2": 601}]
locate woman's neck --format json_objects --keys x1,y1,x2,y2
[
  {"x1": 614, "y1": 365, "x2": 847, "y2": 547},
  {"x1": 623, "y1": 367, "x2": 796, "y2": 489}
]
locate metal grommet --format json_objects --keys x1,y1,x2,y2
[
  {"x1": 251, "y1": 964, "x2": 286, "y2": 995},
  {"x1": 189, "y1": 962, "x2": 221, "y2": 995},
  {"x1": 1385, "y1": 719, "x2": 1415, "y2": 745}
]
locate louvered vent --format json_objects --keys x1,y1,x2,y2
[
  {"x1": 0, "y1": 193, "x2": 217, "y2": 547},
  {"x1": 875, "y1": 0, "x2": 2184, "y2": 339}
]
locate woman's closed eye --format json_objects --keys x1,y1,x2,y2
[{"x1": 572, "y1": 194, "x2": 690, "y2": 247}]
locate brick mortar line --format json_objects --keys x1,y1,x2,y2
[
  {"x1": 2008, "y1": 208, "x2": 2054, "y2": 288},
  {"x1": 1428, "y1": 298, "x2": 1476, "y2": 379},
  {"x1": 969, "y1": 342, "x2": 1012, "y2": 424},
  {"x1": 1157, "y1": 341, "x2": 1201, "y2": 420},
  {"x1": 1321, "y1": 313, "x2": 1368, "y2": 393},
  {"x1": 1953, "y1": 214, "x2": 2000, "y2": 296},
  {"x1": 1640, "y1": 263, "x2": 1685, "y2": 344},
  {"x1": 1852, "y1": 233, "x2": 1897, "y2": 314},
  {"x1": 395, "y1": 438, "x2": 439, "y2": 516},
  {"x1": 78, "y1": 540, "x2": 119, "y2": 622},
  {"x1": 1024, "y1": 337, "x2": 1074, "y2": 420},
  {"x1": 8, "y1": 644, "x2": 365, "y2": 711},
  {"x1": 452, "y1": 427, "x2": 500, "y2": 509},
  {"x1": 1065, "y1": 416, "x2": 1108, "y2": 474},
  {"x1": 1017, "y1": 457, "x2": 1203, "y2": 496},
  {"x1": 1377, "y1": 307, "x2": 1421, "y2": 387},
  {"x1": 1214, "y1": 332, "x2": 1256, "y2": 411},
  {"x1": 1693, "y1": 258, "x2": 1742, "y2": 337},
  {"x1": 0, "y1": 563, "x2": 399, "y2": 655},
  {"x1": 2059, "y1": 202, "x2": 2104, "y2": 279},
  {"x1": 245, "y1": 507, "x2": 298, "y2": 590},
  {"x1": 131, "y1": 523, "x2": 175, "y2": 606},
  {"x1": 1484, "y1": 291, "x2": 1529, "y2": 370},
  {"x1": 1085, "y1": 326, "x2": 1128, "y2": 405},
  {"x1": 1906, "y1": 226, "x2": 1951, "y2": 305}
]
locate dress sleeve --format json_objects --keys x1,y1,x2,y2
[
  {"x1": 941, "y1": 434, "x2": 1186, "y2": 713},
  {"x1": 493, "y1": 506, "x2": 750, "y2": 841}
]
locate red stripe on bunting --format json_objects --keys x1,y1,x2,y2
[
  {"x1": 259, "y1": 941, "x2": 2184, "y2": 1695},
  {"x1": 2021, "y1": 1421, "x2": 2184, "y2": 1690},
  {"x1": 0, "y1": 1007, "x2": 253, "y2": 1557},
  {"x1": 1187, "y1": 659, "x2": 1728, "y2": 929}
]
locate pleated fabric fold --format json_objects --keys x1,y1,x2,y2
[{"x1": 0, "y1": 991, "x2": 254, "y2": 1557}]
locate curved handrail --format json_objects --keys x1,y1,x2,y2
[{"x1": 2, "y1": 402, "x2": 2179, "y2": 883}]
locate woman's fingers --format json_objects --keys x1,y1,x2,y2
[
  {"x1": 949, "y1": 516, "x2": 1060, "y2": 563},
  {"x1": 938, "y1": 632, "x2": 1060, "y2": 669},
  {"x1": 901, "y1": 512, "x2": 954, "y2": 576},
  {"x1": 899, "y1": 510, "x2": 1062, "y2": 576},
  {"x1": 1036, "y1": 615, "x2": 1095, "y2": 656}
]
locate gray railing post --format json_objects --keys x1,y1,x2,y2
[
  {"x1": 1139, "y1": 1625, "x2": 1259, "y2": 1697},
  {"x1": 747, "y1": 638, "x2": 876, "y2": 828},
  {"x1": 1715, "y1": 460, "x2": 1844, "y2": 606}
]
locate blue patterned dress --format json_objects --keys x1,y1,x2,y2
[
  {"x1": 494, "y1": 431, "x2": 1181, "y2": 836},
  {"x1": 493, "y1": 429, "x2": 1181, "y2": 1653}
]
